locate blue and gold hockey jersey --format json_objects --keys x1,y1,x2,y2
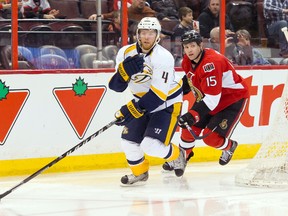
[{"x1": 109, "y1": 43, "x2": 183, "y2": 113}]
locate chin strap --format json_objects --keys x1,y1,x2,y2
[{"x1": 191, "y1": 49, "x2": 203, "y2": 62}]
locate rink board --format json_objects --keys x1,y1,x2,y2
[{"x1": 0, "y1": 67, "x2": 287, "y2": 176}]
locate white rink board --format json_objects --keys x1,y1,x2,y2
[{"x1": 0, "y1": 69, "x2": 287, "y2": 160}]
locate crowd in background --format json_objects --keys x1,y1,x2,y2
[{"x1": 0, "y1": 0, "x2": 287, "y2": 69}]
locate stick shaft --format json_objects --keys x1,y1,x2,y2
[
  {"x1": 185, "y1": 123, "x2": 217, "y2": 140},
  {"x1": 0, "y1": 120, "x2": 116, "y2": 200}
]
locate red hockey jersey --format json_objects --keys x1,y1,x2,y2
[{"x1": 182, "y1": 48, "x2": 249, "y2": 115}]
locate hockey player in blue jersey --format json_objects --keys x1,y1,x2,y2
[{"x1": 109, "y1": 17, "x2": 186, "y2": 185}]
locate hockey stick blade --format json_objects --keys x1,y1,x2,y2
[
  {"x1": 0, "y1": 119, "x2": 117, "y2": 201},
  {"x1": 185, "y1": 123, "x2": 217, "y2": 140}
]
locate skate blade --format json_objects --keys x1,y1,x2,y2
[
  {"x1": 120, "y1": 181, "x2": 147, "y2": 187},
  {"x1": 161, "y1": 169, "x2": 184, "y2": 178},
  {"x1": 161, "y1": 169, "x2": 174, "y2": 174},
  {"x1": 162, "y1": 175, "x2": 184, "y2": 184}
]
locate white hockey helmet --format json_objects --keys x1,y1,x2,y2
[{"x1": 136, "y1": 17, "x2": 161, "y2": 50}]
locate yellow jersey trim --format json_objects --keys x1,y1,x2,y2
[
  {"x1": 151, "y1": 85, "x2": 167, "y2": 101},
  {"x1": 124, "y1": 44, "x2": 137, "y2": 55},
  {"x1": 164, "y1": 102, "x2": 182, "y2": 145}
]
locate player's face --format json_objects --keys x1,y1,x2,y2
[
  {"x1": 138, "y1": 29, "x2": 157, "y2": 51},
  {"x1": 183, "y1": 42, "x2": 202, "y2": 62}
]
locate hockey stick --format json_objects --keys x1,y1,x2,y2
[
  {"x1": 0, "y1": 119, "x2": 117, "y2": 201},
  {"x1": 184, "y1": 123, "x2": 217, "y2": 140}
]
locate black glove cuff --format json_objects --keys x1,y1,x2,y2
[{"x1": 191, "y1": 100, "x2": 211, "y2": 119}]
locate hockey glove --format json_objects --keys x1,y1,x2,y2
[
  {"x1": 118, "y1": 55, "x2": 144, "y2": 82},
  {"x1": 178, "y1": 110, "x2": 200, "y2": 128},
  {"x1": 115, "y1": 99, "x2": 145, "y2": 126}
]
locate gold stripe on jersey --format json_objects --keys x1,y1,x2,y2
[
  {"x1": 150, "y1": 78, "x2": 183, "y2": 101},
  {"x1": 133, "y1": 92, "x2": 146, "y2": 98},
  {"x1": 164, "y1": 102, "x2": 182, "y2": 145},
  {"x1": 151, "y1": 85, "x2": 167, "y2": 101},
  {"x1": 124, "y1": 44, "x2": 137, "y2": 55},
  {"x1": 130, "y1": 158, "x2": 149, "y2": 176},
  {"x1": 168, "y1": 79, "x2": 183, "y2": 95},
  {"x1": 133, "y1": 79, "x2": 182, "y2": 99}
]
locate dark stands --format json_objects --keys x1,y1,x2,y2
[{"x1": 0, "y1": 0, "x2": 118, "y2": 69}]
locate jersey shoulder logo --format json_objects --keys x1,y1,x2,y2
[{"x1": 203, "y1": 62, "x2": 215, "y2": 73}]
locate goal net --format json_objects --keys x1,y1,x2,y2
[{"x1": 235, "y1": 80, "x2": 288, "y2": 188}]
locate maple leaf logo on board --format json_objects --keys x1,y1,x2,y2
[
  {"x1": 0, "y1": 80, "x2": 9, "y2": 100},
  {"x1": 0, "y1": 80, "x2": 30, "y2": 145},
  {"x1": 53, "y1": 77, "x2": 107, "y2": 139}
]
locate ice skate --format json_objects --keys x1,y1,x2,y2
[
  {"x1": 169, "y1": 148, "x2": 186, "y2": 177},
  {"x1": 186, "y1": 151, "x2": 194, "y2": 162},
  {"x1": 120, "y1": 171, "x2": 149, "y2": 186},
  {"x1": 219, "y1": 140, "x2": 238, "y2": 165},
  {"x1": 162, "y1": 150, "x2": 194, "y2": 172},
  {"x1": 162, "y1": 161, "x2": 174, "y2": 171}
]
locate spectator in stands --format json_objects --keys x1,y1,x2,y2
[
  {"x1": 22, "y1": 0, "x2": 59, "y2": 19},
  {"x1": 105, "y1": 10, "x2": 121, "y2": 33},
  {"x1": 103, "y1": 10, "x2": 121, "y2": 47},
  {"x1": 89, "y1": 0, "x2": 157, "y2": 45},
  {"x1": 128, "y1": 0, "x2": 156, "y2": 22},
  {"x1": 171, "y1": 7, "x2": 197, "y2": 68},
  {"x1": 231, "y1": 29, "x2": 271, "y2": 65},
  {"x1": 0, "y1": 3, "x2": 10, "y2": 11},
  {"x1": 173, "y1": 7, "x2": 198, "y2": 39},
  {"x1": 89, "y1": 0, "x2": 155, "y2": 21},
  {"x1": 199, "y1": 0, "x2": 210, "y2": 12},
  {"x1": 0, "y1": 2, "x2": 21, "y2": 10},
  {"x1": 174, "y1": 0, "x2": 202, "y2": 19},
  {"x1": 204, "y1": 26, "x2": 235, "y2": 56},
  {"x1": 227, "y1": 1, "x2": 254, "y2": 33},
  {"x1": 89, "y1": 0, "x2": 132, "y2": 20},
  {"x1": 114, "y1": 0, "x2": 133, "y2": 10},
  {"x1": 150, "y1": 0, "x2": 178, "y2": 20},
  {"x1": 197, "y1": 0, "x2": 234, "y2": 38},
  {"x1": 0, "y1": 1, "x2": 22, "y2": 19},
  {"x1": 264, "y1": 0, "x2": 288, "y2": 57}
]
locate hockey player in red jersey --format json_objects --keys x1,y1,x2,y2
[{"x1": 163, "y1": 30, "x2": 249, "y2": 171}]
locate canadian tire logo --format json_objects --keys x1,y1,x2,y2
[
  {"x1": 0, "y1": 80, "x2": 30, "y2": 145},
  {"x1": 53, "y1": 77, "x2": 106, "y2": 139}
]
